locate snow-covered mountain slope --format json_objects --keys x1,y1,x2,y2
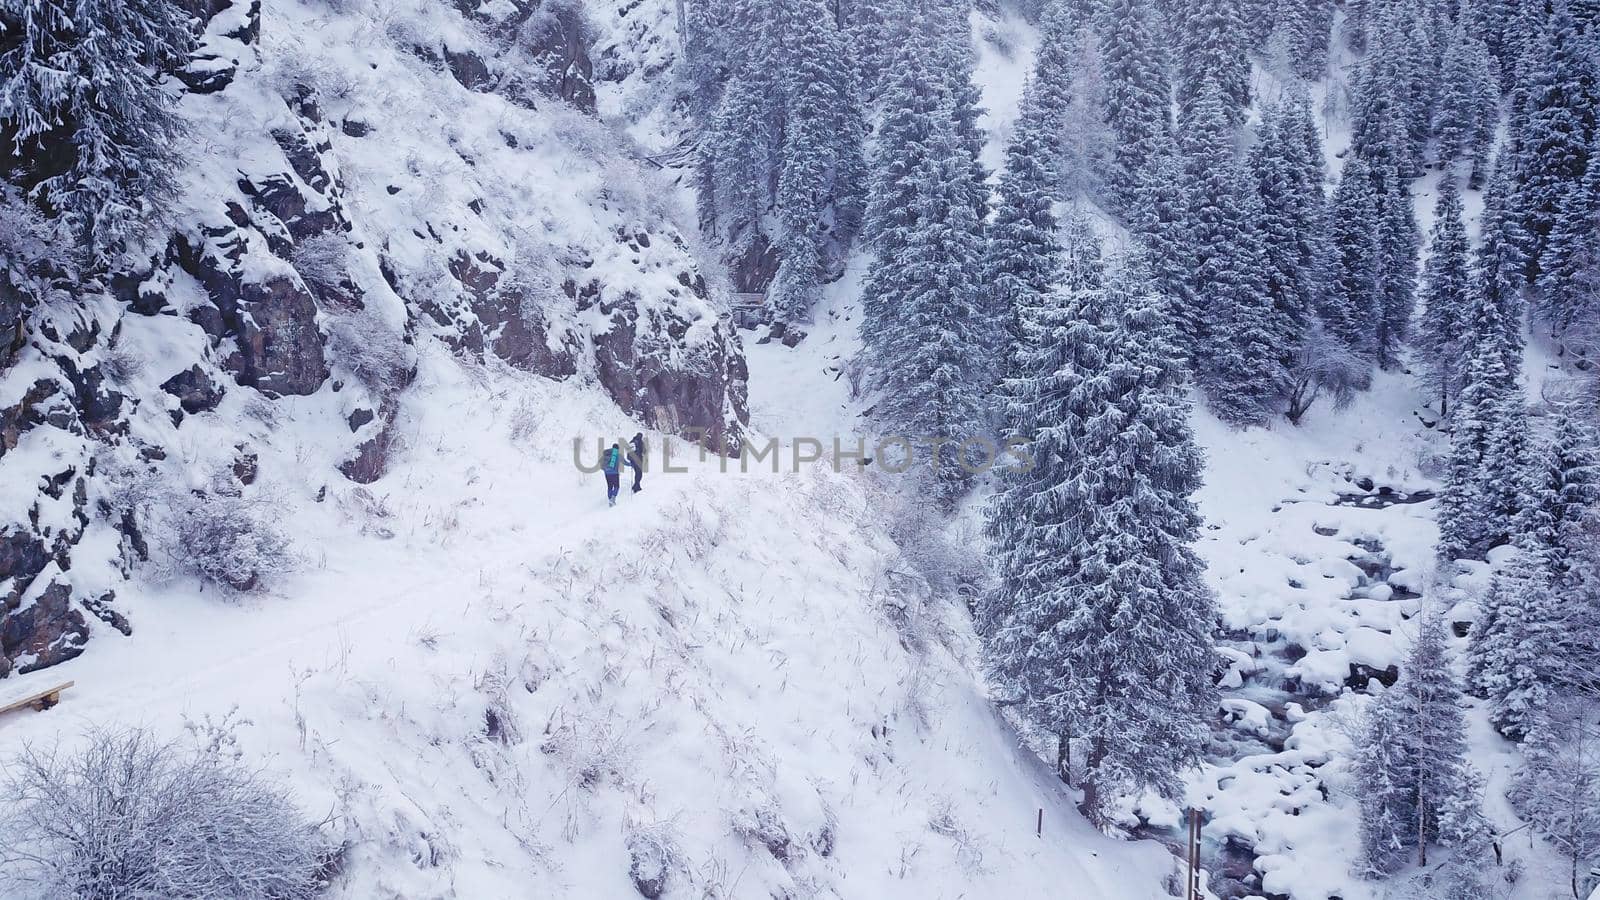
[
  {"x1": 0, "y1": 0, "x2": 746, "y2": 678},
  {"x1": 0, "y1": 339, "x2": 1178, "y2": 897}
]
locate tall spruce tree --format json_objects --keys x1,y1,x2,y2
[
  {"x1": 983, "y1": 81, "x2": 1061, "y2": 394},
  {"x1": 1539, "y1": 136, "x2": 1600, "y2": 333},
  {"x1": 877, "y1": 115, "x2": 987, "y2": 503},
  {"x1": 1373, "y1": 162, "x2": 1421, "y2": 370},
  {"x1": 771, "y1": 0, "x2": 870, "y2": 318},
  {"x1": 1326, "y1": 157, "x2": 1383, "y2": 366},
  {"x1": 1249, "y1": 99, "x2": 1330, "y2": 412},
  {"x1": 1355, "y1": 612, "x2": 1487, "y2": 873},
  {"x1": 1509, "y1": 0, "x2": 1599, "y2": 289},
  {"x1": 861, "y1": 35, "x2": 988, "y2": 503},
  {"x1": 698, "y1": 0, "x2": 866, "y2": 319},
  {"x1": 982, "y1": 218, "x2": 1216, "y2": 828},
  {"x1": 0, "y1": 0, "x2": 194, "y2": 255},
  {"x1": 1056, "y1": 22, "x2": 1116, "y2": 204},
  {"x1": 1179, "y1": 81, "x2": 1288, "y2": 425},
  {"x1": 1130, "y1": 134, "x2": 1198, "y2": 354},
  {"x1": 1472, "y1": 412, "x2": 1600, "y2": 739},
  {"x1": 1417, "y1": 177, "x2": 1474, "y2": 415},
  {"x1": 1510, "y1": 698, "x2": 1600, "y2": 900},
  {"x1": 1175, "y1": 0, "x2": 1252, "y2": 123},
  {"x1": 1477, "y1": 161, "x2": 1528, "y2": 379},
  {"x1": 1097, "y1": 0, "x2": 1171, "y2": 213},
  {"x1": 930, "y1": 0, "x2": 991, "y2": 221},
  {"x1": 860, "y1": 21, "x2": 940, "y2": 363},
  {"x1": 1282, "y1": 0, "x2": 1335, "y2": 80},
  {"x1": 1437, "y1": 287, "x2": 1527, "y2": 560},
  {"x1": 1433, "y1": 18, "x2": 1500, "y2": 185}
]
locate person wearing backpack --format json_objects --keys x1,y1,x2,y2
[
  {"x1": 603, "y1": 442, "x2": 623, "y2": 507},
  {"x1": 628, "y1": 432, "x2": 646, "y2": 493}
]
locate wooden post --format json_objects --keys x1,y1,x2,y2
[
  {"x1": 1185, "y1": 808, "x2": 1202, "y2": 900},
  {"x1": 1036, "y1": 808, "x2": 1042, "y2": 838}
]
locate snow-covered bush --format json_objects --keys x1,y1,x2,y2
[
  {"x1": 885, "y1": 494, "x2": 986, "y2": 600},
  {"x1": 624, "y1": 821, "x2": 678, "y2": 899},
  {"x1": 290, "y1": 232, "x2": 352, "y2": 297},
  {"x1": 168, "y1": 490, "x2": 296, "y2": 593},
  {"x1": 325, "y1": 306, "x2": 412, "y2": 395},
  {"x1": 0, "y1": 728, "x2": 327, "y2": 899}
]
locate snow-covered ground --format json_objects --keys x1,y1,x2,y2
[{"x1": 0, "y1": 324, "x2": 1180, "y2": 897}]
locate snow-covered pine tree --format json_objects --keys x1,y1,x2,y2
[
  {"x1": 929, "y1": 0, "x2": 990, "y2": 221},
  {"x1": 1437, "y1": 286, "x2": 1527, "y2": 561},
  {"x1": 862, "y1": 91, "x2": 988, "y2": 504},
  {"x1": 770, "y1": 0, "x2": 867, "y2": 320},
  {"x1": 1349, "y1": 4, "x2": 1433, "y2": 180},
  {"x1": 1518, "y1": 410, "x2": 1600, "y2": 577},
  {"x1": 1476, "y1": 160, "x2": 1528, "y2": 379},
  {"x1": 1373, "y1": 162, "x2": 1420, "y2": 371},
  {"x1": 1325, "y1": 156, "x2": 1383, "y2": 367},
  {"x1": 1180, "y1": 80, "x2": 1288, "y2": 425},
  {"x1": 697, "y1": 0, "x2": 867, "y2": 320},
  {"x1": 702, "y1": 64, "x2": 780, "y2": 266},
  {"x1": 982, "y1": 81, "x2": 1061, "y2": 396},
  {"x1": 1251, "y1": 99, "x2": 1329, "y2": 345},
  {"x1": 1433, "y1": 18, "x2": 1500, "y2": 186},
  {"x1": 1030, "y1": 0, "x2": 1080, "y2": 137},
  {"x1": 839, "y1": 0, "x2": 896, "y2": 101},
  {"x1": 1473, "y1": 411, "x2": 1600, "y2": 738},
  {"x1": 1281, "y1": 0, "x2": 1335, "y2": 80},
  {"x1": 1417, "y1": 177, "x2": 1473, "y2": 415},
  {"x1": 1539, "y1": 136, "x2": 1600, "y2": 335},
  {"x1": 1096, "y1": 0, "x2": 1171, "y2": 213},
  {"x1": 1175, "y1": 0, "x2": 1251, "y2": 124},
  {"x1": 1355, "y1": 611, "x2": 1488, "y2": 873},
  {"x1": 1508, "y1": 0, "x2": 1599, "y2": 289},
  {"x1": 1510, "y1": 698, "x2": 1600, "y2": 900},
  {"x1": 982, "y1": 215, "x2": 1216, "y2": 828},
  {"x1": 1129, "y1": 133, "x2": 1198, "y2": 354},
  {"x1": 0, "y1": 0, "x2": 194, "y2": 255},
  {"x1": 1057, "y1": 23, "x2": 1115, "y2": 204},
  {"x1": 1464, "y1": 0, "x2": 1517, "y2": 81},
  {"x1": 1472, "y1": 555, "x2": 1556, "y2": 740}
]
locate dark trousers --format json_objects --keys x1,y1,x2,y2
[
  {"x1": 628, "y1": 461, "x2": 642, "y2": 491},
  {"x1": 605, "y1": 472, "x2": 620, "y2": 502}
]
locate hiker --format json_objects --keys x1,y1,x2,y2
[
  {"x1": 603, "y1": 442, "x2": 623, "y2": 507},
  {"x1": 628, "y1": 432, "x2": 645, "y2": 493}
]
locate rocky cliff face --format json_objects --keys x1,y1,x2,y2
[{"x1": 0, "y1": 0, "x2": 747, "y2": 677}]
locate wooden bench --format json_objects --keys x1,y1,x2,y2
[{"x1": 0, "y1": 681, "x2": 74, "y2": 715}]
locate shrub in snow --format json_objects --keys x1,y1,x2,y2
[
  {"x1": 169, "y1": 490, "x2": 296, "y2": 593},
  {"x1": 885, "y1": 495, "x2": 985, "y2": 601},
  {"x1": 291, "y1": 232, "x2": 352, "y2": 296},
  {"x1": 0, "y1": 728, "x2": 326, "y2": 899},
  {"x1": 325, "y1": 308, "x2": 413, "y2": 395},
  {"x1": 625, "y1": 824, "x2": 677, "y2": 899}
]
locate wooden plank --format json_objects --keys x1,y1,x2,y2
[{"x1": 0, "y1": 680, "x2": 74, "y2": 715}]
